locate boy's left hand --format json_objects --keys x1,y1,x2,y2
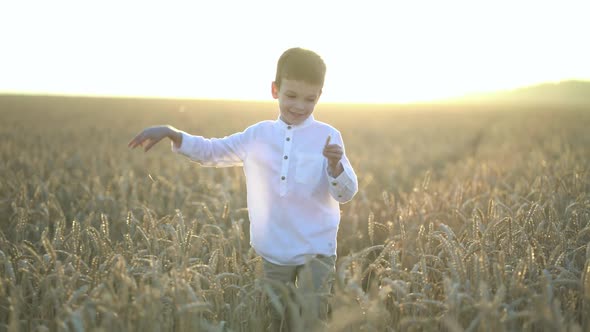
[{"x1": 323, "y1": 136, "x2": 344, "y2": 177}]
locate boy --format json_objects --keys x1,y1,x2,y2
[{"x1": 128, "y1": 47, "x2": 358, "y2": 330}]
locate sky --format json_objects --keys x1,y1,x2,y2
[{"x1": 1, "y1": 0, "x2": 589, "y2": 103}]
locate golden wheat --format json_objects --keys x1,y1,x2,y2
[{"x1": 0, "y1": 96, "x2": 589, "y2": 331}]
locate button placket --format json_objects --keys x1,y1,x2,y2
[{"x1": 279, "y1": 126, "x2": 293, "y2": 196}]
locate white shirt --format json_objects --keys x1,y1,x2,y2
[{"x1": 172, "y1": 114, "x2": 358, "y2": 265}]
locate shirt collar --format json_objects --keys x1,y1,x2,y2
[{"x1": 276, "y1": 113, "x2": 315, "y2": 130}]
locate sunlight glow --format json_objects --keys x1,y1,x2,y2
[{"x1": 1, "y1": 0, "x2": 589, "y2": 103}]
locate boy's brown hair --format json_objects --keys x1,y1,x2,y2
[{"x1": 274, "y1": 47, "x2": 326, "y2": 89}]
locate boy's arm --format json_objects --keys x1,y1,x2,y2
[
  {"x1": 172, "y1": 127, "x2": 252, "y2": 167},
  {"x1": 129, "y1": 125, "x2": 251, "y2": 167},
  {"x1": 323, "y1": 132, "x2": 358, "y2": 203}
]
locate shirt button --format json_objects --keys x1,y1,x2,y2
[
  {"x1": 281, "y1": 176, "x2": 286, "y2": 180},
  {"x1": 338, "y1": 195, "x2": 343, "y2": 198},
  {"x1": 286, "y1": 137, "x2": 290, "y2": 141},
  {"x1": 287, "y1": 126, "x2": 292, "y2": 130},
  {"x1": 284, "y1": 156, "x2": 288, "y2": 160},
  {"x1": 332, "y1": 182, "x2": 338, "y2": 186}
]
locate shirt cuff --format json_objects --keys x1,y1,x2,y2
[
  {"x1": 171, "y1": 131, "x2": 190, "y2": 154},
  {"x1": 327, "y1": 163, "x2": 353, "y2": 184}
]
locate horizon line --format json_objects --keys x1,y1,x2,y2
[
  {"x1": 1, "y1": 79, "x2": 589, "y2": 106},
  {"x1": 0, "y1": 90, "x2": 443, "y2": 105}
]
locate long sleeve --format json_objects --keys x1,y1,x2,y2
[
  {"x1": 325, "y1": 131, "x2": 358, "y2": 203},
  {"x1": 171, "y1": 126, "x2": 254, "y2": 167}
]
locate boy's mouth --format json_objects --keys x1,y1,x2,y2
[{"x1": 289, "y1": 110, "x2": 306, "y2": 117}]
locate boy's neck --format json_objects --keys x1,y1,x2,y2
[
  {"x1": 279, "y1": 114, "x2": 292, "y2": 125},
  {"x1": 279, "y1": 114, "x2": 314, "y2": 126}
]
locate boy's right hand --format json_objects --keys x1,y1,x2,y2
[{"x1": 128, "y1": 125, "x2": 182, "y2": 152}]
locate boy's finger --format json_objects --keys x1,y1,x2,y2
[
  {"x1": 324, "y1": 135, "x2": 331, "y2": 148},
  {"x1": 324, "y1": 145, "x2": 342, "y2": 152},
  {"x1": 129, "y1": 140, "x2": 142, "y2": 149},
  {"x1": 324, "y1": 151, "x2": 343, "y2": 158},
  {"x1": 128, "y1": 134, "x2": 143, "y2": 148},
  {"x1": 144, "y1": 139, "x2": 156, "y2": 152},
  {"x1": 144, "y1": 137, "x2": 164, "y2": 152}
]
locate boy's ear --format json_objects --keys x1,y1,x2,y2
[{"x1": 271, "y1": 81, "x2": 279, "y2": 99}]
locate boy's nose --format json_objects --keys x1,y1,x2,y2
[{"x1": 294, "y1": 101, "x2": 306, "y2": 111}]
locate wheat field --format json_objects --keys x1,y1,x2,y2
[{"x1": 0, "y1": 95, "x2": 589, "y2": 331}]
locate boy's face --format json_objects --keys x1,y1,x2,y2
[{"x1": 272, "y1": 79, "x2": 322, "y2": 125}]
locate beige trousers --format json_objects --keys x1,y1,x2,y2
[{"x1": 262, "y1": 255, "x2": 336, "y2": 332}]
